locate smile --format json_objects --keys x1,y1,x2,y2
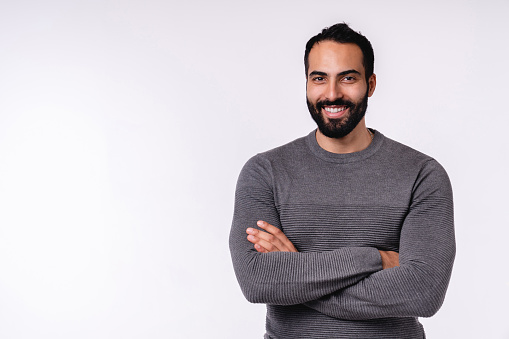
[
  {"x1": 324, "y1": 106, "x2": 347, "y2": 113},
  {"x1": 322, "y1": 105, "x2": 348, "y2": 118}
]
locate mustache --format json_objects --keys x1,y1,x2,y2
[{"x1": 315, "y1": 99, "x2": 354, "y2": 109}]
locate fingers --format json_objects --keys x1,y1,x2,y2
[
  {"x1": 246, "y1": 221, "x2": 298, "y2": 253},
  {"x1": 246, "y1": 228, "x2": 286, "y2": 252},
  {"x1": 254, "y1": 243, "x2": 268, "y2": 253},
  {"x1": 257, "y1": 220, "x2": 283, "y2": 236},
  {"x1": 258, "y1": 221, "x2": 298, "y2": 252}
]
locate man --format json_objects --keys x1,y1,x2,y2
[{"x1": 229, "y1": 23, "x2": 455, "y2": 339}]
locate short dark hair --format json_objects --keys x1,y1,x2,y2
[{"x1": 304, "y1": 23, "x2": 374, "y2": 81}]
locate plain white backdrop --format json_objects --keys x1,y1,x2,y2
[{"x1": 0, "y1": 0, "x2": 508, "y2": 338}]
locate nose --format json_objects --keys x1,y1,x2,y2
[{"x1": 325, "y1": 80, "x2": 342, "y2": 101}]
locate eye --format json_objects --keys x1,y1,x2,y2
[
  {"x1": 342, "y1": 76, "x2": 356, "y2": 82},
  {"x1": 312, "y1": 76, "x2": 325, "y2": 83}
]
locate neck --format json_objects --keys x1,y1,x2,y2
[{"x1": 315, "y1": 118, "x2": 372, "y2": 154}]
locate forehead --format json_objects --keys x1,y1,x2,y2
[{"x1": 307, "y1": 41, "x2": 365, "y2": 75}]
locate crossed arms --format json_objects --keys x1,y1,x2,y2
[
  {"x1": 246, "y1": 220, "x2": 399, "y2": 270},
  {"x1": 229, "y1": 155, "x2": 455, "y2": 320}
]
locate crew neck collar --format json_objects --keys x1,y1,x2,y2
[{"x1": 306, "y1": 128, "x2": 384, "y2": 164}]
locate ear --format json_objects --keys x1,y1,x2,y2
[{"x1": 367, "y1": 74, "x2": 376, "y2": 97}]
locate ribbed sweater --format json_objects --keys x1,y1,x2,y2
[{"x1": 229, "y1": 130, "x2": 455, "y2": 339}]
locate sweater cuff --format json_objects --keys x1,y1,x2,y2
[{"x1": 349, "y1": 247, "x2": 383, "y2": 274}]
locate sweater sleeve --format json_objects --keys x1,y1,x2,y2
[
  {"x1": 229, "y1": 155, "x2": 383, "y2": 306},
  {"x1": 304, "y1": 159, "x2": 456, "y2": 319}
]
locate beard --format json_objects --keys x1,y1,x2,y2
[{"x1": 307, "y1": 90, "x2": 369, "y2": 139}]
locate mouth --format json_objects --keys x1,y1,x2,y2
[{"x1": 322, "y1": 105, "x2": 348, "y2": 119}]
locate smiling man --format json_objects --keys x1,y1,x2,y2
[{"x1": 229, "y1": 23, "x2": 455, "y2": 339}]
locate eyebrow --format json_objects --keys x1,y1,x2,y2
[{"x1": 308, "y1": 69, "x2": 361, "y2": 77}]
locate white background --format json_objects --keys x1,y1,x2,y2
[{"x1": 0, "y1": 1, "x2": 508, "y2": 338}]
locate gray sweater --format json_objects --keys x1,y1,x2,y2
[{"x1": 229, "y1": 130, "x2": 455, "y2": 339}]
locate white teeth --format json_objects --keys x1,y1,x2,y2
[{"x1": 324, "y1": 107, "x2": 346, "y2": 113}]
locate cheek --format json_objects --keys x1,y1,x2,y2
[
  {"x1": 306, "y1": 86, "x2": 321, "y2": 102},
  {"x1": 344, "y1": 86, "x2": 367, "y2": 102}
]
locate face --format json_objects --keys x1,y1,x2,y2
[{"x1": 306, "y1": 41, "x2": 376, "y2": 139}]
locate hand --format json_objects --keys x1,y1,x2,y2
[
  {"x1": 379, "y1": 250, "x2": 399, "y2": 269},
  {"x1": 246, "y1": 220, "x2": 298, "y2": 253}
]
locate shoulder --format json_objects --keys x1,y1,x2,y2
[
  {"x1": 379, "y1": 134, "x2": 448, "y2": 172},
  {"x1": 380, "y1": 135, "x2": 432, "y2": 164},
  {"x1": 243, "y1": 133, "x2": 309, "y2": 170},
  {"x1": 238, "y1": 133, "x2": 309, "y2": 186},
  {"x1": 379, "y1": 134, "x2": 451, "y2": 193},
  {"x1": 259, "y1": 134, "x2": 309, "y2": 161}
]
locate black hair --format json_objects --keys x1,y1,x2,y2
[{"x1": 304, "y1": 23, "x2": 374, "y2": 81}]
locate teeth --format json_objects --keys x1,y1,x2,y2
[{"x1": 324, "y1": 107, "x2": 346, "y2": 113}]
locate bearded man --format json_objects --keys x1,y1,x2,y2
[{"x1": 229, "y1": 23, "x2": 455, "y2": 339}]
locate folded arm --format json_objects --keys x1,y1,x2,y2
[
  {"x1": 229, "y1": 155, "x2": 383, "y2": 305},
  {"x1": 247, "y1": 220, "x2": 399, "y2": 270},
  {"x1": 304, "y1": 159, "x2": 456, "y2": 319}
]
